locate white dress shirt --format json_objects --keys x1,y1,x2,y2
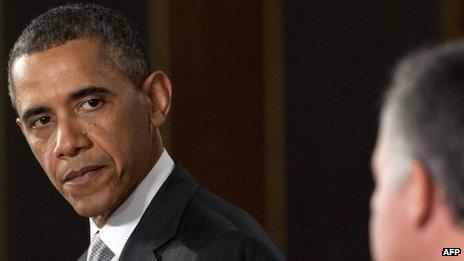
[{"x1": 87, "y1": 149, "x2": 174, "y2": 261}]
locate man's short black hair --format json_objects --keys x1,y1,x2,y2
[
  {"x1": 382, "y1": 40, "x2": 464, "y2": 224},
  {"x1": 8, "y1": 3, "x2": 149, "y2": 107}
]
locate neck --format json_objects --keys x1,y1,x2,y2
[
  {"x1": 92, "y1": 213, "x2": 112, "y2": 228},
  {"x1": 423, "y1": 199, "x2": 464, "y2": 260}
]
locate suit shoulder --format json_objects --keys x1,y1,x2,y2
[
  {"x1": 170, "y1": 187, "x2": 283, "y2": 259},
  {"x1": 196, "y1": 230, "x2": 285, "y2": 261},
  {"x1": 183, "y1": 187, "x2": 263, "y2": 234}
]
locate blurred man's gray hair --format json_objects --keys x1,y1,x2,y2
[{"x1": 381, "y1": 41, "x2": 464, "y2": 224}]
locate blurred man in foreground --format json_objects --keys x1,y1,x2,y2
[{"x1": 371, "y1": 41, "x2": 464, "y2": 261}]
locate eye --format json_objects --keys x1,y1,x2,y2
[
  {"x1": 31, "y1": 116, "x2": 51, "y2": 129},
  {"x1": 80, "y1": 98, "x2": 104, "y2": 111}
]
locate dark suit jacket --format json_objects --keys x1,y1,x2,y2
[{"x1": 77, "y1": 164, "x2": 284, "y2": 261}]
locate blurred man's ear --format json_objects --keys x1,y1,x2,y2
[
  {"x1": 405, "y1": 160, "x2": 434, "y2": 228},
  {"x1": 142, "y1": 71, "x2": 172, "y2": 127}
]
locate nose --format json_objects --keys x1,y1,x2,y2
[{"x1": 53, "y1": 119, "x2": 91, "y2": 158}]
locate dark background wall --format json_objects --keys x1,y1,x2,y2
[
  {"x1": 285, "y1": 1, "x2": 439, "y2": 260},
  {"x1": 1, "y1": 0, "x2": 444, "y2": 260}
]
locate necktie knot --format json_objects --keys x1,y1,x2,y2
[{"x1": 88, "y1": 232, "x2": 115, "y2": 261}]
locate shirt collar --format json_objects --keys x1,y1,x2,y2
[{"x1": 89, "y1": 148, "x2": 174, "y2": 257}]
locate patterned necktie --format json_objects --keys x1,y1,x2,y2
[{"x1": 88, "y1": 232, "x2": 115, "y2": 261}]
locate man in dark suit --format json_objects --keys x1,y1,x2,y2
[{"x1": 8, "y1": 4, "x2": 283, "y2": 260}]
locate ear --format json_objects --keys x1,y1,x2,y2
[
  {"x1": 16, "y1": 118, "x2": 26, "y2": 135},
  {"x1": 405, "y1": 159, "x2": 435, "y2": 228},
  {"x1": 141, "y1": 71, "x2": 172, "y2": 127}
]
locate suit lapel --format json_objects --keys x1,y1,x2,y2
[{"x1": 118, "y1": 163, "x2": 199, "y2": 261}]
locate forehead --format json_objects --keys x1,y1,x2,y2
[
  {"x1": 11, "y1": 39, "x2": 121, "y2": 113},
  {"x1": 12, "y1": 38, "x2": 109, "y2": 84}
]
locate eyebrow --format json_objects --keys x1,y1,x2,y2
[
  {"x1": 68, "y1": 86, "x2": 111, "y2": 101},
  {"x1": 21, "y1": 86, "x2": 111, "y2": 122},
  {"x1": 22, "y1": 106, "x2": 51, "y2": 122}
]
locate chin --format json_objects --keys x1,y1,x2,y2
[
  {"x1": 72, "y1": 205, "x2": 102, "y2": 218},
  {"x1": 67, "y1": 197, "x2": 112, "y2": 218}
]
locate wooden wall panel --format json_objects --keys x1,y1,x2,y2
[
  {"x1": 263, "y1": 0, "x2": 286, "y2": 253},
  {"x1": 441, "y1": 0, "x2": 464, "y2": 39},
  {"x1": 0, "y1": 0, "x2": 7, "y2": 259},
  {"x1": 169, "y1": 0, "x2": 266, "y2": 225},
  {"x1": 148, "y1": 0, "x2": 172, "y2": 150}
]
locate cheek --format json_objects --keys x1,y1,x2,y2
[
  {"x1": 86, "y1": 104, "x2": 150, "y2": 169},
  {"x1": 27, "y1": 135, "x2": 60, "y2": 186},
  {"x1": 27, "y1": 135, "x2": 46, "y2": 164},
  {"x1": 370, "y1": 189, "x2": 384, "y2": 259},
  {"x1": 370, "y1": 188, "x2": 405, "y2": 261}
]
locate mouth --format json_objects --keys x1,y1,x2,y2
[{"x1": 63, "y1": 165, "x2": 106, "y2": 186}]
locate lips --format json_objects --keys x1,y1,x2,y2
[{"x1": 63, "y1": 165, "x2": 106, "y2": 186}]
